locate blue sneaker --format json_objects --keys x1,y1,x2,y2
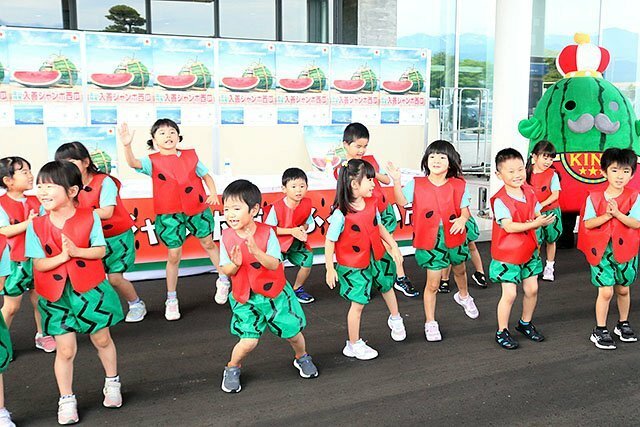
[
  {"x1": 294, "y1": 286, "x2": 315, "y2": 304},
  {"x1": 293, "y1": 354, "x2": 319, "y2": 378},
  {"x1": 221, "y1": 366, "x2": 242, "y2": 393}
]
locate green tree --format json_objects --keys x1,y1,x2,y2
[
  {"x1": 104, "y1": 5, "x2": 146, "y2": 33},
  {"x1": 542, "y1": 55, "x2": 563, "y2": 82}
]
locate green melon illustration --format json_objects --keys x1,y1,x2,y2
[
  {"x1": 351, "y1": 65, "x2": 377, "y2": 93},
  {"x1": 400, "y1": 66, "x2": 425, "y2": 93},
  {"x1": 39, "y1": 55, "x2": 78, "y2": 88},
  {"x1": 242, "y1": 61, "x2": 273, "y2": 91},
  {"x1": 114, "y1": 58, "x2": 150, "y2": 89},
  {"x1": 90, "y1": 149, "x2": 112, "y2": 174},
  {"x1": 298, "y1": 64, "x2": 326, "y2": 92},
  {"x1": 179, "y1": 60, "x2": 212, "y2": 90}
]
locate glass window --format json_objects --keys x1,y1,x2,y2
[
  {"x1": 0, "y1": 0, "x2": 64, "y2": 28},
  {"x1": 77, "y1": 0, "x2": 147, "y2": 33},
  {"x1": 282, "y1": 0, "x2": 307, "y2": 42},
  {"x1": 219, "y1": 0, "x2": 276, "y2": 40},
  {"x1": 151, "y1": 0, "x2": 215, "y2": 36}
]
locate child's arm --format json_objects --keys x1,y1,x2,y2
[
  {"x1": 501, "y1": 213, "x2": 554, "y2": 233},
  {"x1": 450, "y1": 207, "x2": 471, "y2": 234},
  {"x1": 386, "y1": 162, "x2": 409, "y2": 206},
  {"x1": 540, "y1": 190, "x2": 560, "y2": 209},
  {"x1": 324, "y1": 239, "x2": 337, "y2": 289},
  {"x1": 584, "y1": 213, "x2": 612, "y2": 229},
  {"x1": 61, "y1": 234, "x2": 106, "y2": 260},
  {"x1": 607, "y1": 198, "x2": 640, "y2": 229},
  {"x1": 202, "y1": 174, "x2": 221, "y2": 205},
  {"x1": 118, "y1": 123, "x2": 143, "y2": 170},
  {"x1": 220, "y1": 244, "x2": 241, "y2": 276},
  {"x1": 245, "y1": 231, "x2": 280, "y2": 271},
  {"x1": 378, "y1": 222, "x2": 403, "y2": 262},
  {"x1": 33, "y1": 252, "x2": 70, "y2": 272},
  {"x1": 0, "y1": 209, "x2": 37, "y2": 237},
  {"x1": 94, "y1": 206, "x2": 115, "y2": 220},
  {"x1": 376, "y1": 172, "x2": 391, "y2": 185}
]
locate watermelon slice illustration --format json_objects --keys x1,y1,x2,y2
[
  {"x1": 278, "y1": 77, "x2": 314, "y2": 93},
  {"x1": 333, "y1": 79, "x2": 365, "y2": 93},
  {"x1": 381, "y1": 80, "x2": 413, "y2": 94},
  {"x1": 12, "y1": 70, "x2": 61, "y2": 88},
  {"x1": 311, "y1": 155, "x2": 341, "y2": 171},
  {"x1": 90, "y1": 73, "x2": 135, "y2": 90},
  {"x1": 221, "y1": 76, "x2": 259, "y2": 92},
  {"x1": 156, "y1": 74, "x2": 198, "y2": 91}
]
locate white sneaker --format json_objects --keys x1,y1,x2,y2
[
  {"x1": 425, "y1": 321, "x2": 442, "y2": 342},
  {"x1": 214, "y1": 277, "x2": 231, "y2": 305},
  {"x1": 0, "y1": 408, "x2": 15, "y2": 427},
  {"x1": 125, "y1": 301, "x2": 147, "y2": 323},
  {"x1": 57, "y1": 395, "x2": 79, "y2": 425},
  {"x1": 542, "y1": 264, "x2": 555, "y2": 281},
  {"x1": 453, "y1": 292, "x2": 479, "y2": 319},
  {"x1": 164, "y1": 299, "x2": 181, "y2": 321},
  {"x1": 387, "y1": 315, "x2": 407, "y2": 341},
  {"x1": 103, "y1": 380, "x2": 122, "y2": 408},
  {"x1": 342, "y1": 339, "x2": 378, "y2": 360}
]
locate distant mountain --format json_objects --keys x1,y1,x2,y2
[{"x1": 397, "y1": 33, "x2": 494, "y2": 61}]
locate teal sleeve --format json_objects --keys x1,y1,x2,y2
[
  {"x1": 551, "y1": 172, "x2": 561, "y2": 191},
  {"x1": 25, "y1": 223, "x2": 46, "y2": 259},
  {"x1": 583, "y1": 196, "x2": 596, "y2": 221},
  {"x1": 266, "y1": 229, "x2": 282, "y2": 260},
  {"x1": 219, "y1": 238, "x2": 231, "y2": 267},
  {"x1": 39, "y1": 205, "x2": 46, "y2": 216},
  {"x1": 0, "y1": 246, "x2": 10, "y2": 276},
  {"x1": 135, "y1": 156, "x2": 152, "y2": 176},
  {"x1": 492, "y1": 199, "x2": 511, "y2": 225},
  {"x1": 460, "y1": 183, "x2": 471, "y2": 209},
  {"x1": 326, "y1": 210, "x2": 345, "y2": 242},
  {"x1": 0, "y1": 206, "x2": 9, "y2": 227},
  {"x1": 196, "y1": 161, "x2": 208, "y2": 178},
  {"x1": 99, "y1": 176, "x2": 118, "y2": 207},
  {"x1": 306, "y1": 214, "x2": 314, "y2": 226},
  {"x1": 402, "y1": 179, "x2": 415, "y2": 204},
  {"x1": 535, "y1": 201, "x2": 543, "y2": 213},
  {"x1": 264, "y1": 208, "x2": 278, "y2": 226},
  {"x1": 378, "y1": 165, "x2": 386, "y2": 175},
  {"x1": 375, "y1": 207, "x2": 381, "y2": 222},
  {"x1": 629, "y1": 197, "x2": 640, "y2": 221},
  {"x1": 89, "y1": 212, "x2": 106, "y2": 247}
]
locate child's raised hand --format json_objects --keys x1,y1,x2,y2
[
  {"x1": 27, "y1": 209, "x2": 37, "y2": 222},
  {"x1": 118, "y1": 123, "x2": 135, "y2": 147},
  {"x1": 386, "y1": 161, "x2": 402, "y2": 183},
  {"x1": 206, "y1": 194, "x2": 220, "y2": 205},
  {"x1": 61, "y1": 234, "x2": 79, "y2": 258},
  {"x1": 291, "y1": 226, "x2": 307, "y2": 242},
  {"x1": 229, "y1": 244, "x2": 242, "y2": 266},
  {"x1": 607, "y1": 199, "x2": 620, "y2": 217},
  {"x1": 449, "y1": 216, "x2": 467, "y2": 234},
  {"x1": 244, "y1": 228, "x2": 259, "y2": 256},
  {"x1": 325, "y1": 267, "x2": 337, "y2": 289}
]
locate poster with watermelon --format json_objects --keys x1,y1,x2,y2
[
  {"x1": 4, "y1": 28, "x2": 84, "y2": 125},
  {"x1": 0, "y1": 28, "x2": 12, "y2": 125},
  {"x1": 47, "y1": 126, "x2": 119, "y2": 176},
  {"x1": 275, "y1": 42, "x2": 330, "y2": 125},
  {"x1": 330, "y1": 45, "x2": 381, "y2": 125},
  {"x1": 303, "y1": 125, "x2": 345, "y2": 172},
  {"x1": 379, "y1": 48, "x2": 428, "y2": 125}
]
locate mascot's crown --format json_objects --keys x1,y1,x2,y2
[{"x1": 556, "y1": 33, "x2": 610, "y2": 78}]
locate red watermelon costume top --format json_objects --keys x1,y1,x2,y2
[
  {"x1": 221, "y1": 222, "x2": 286, "y2": 304},
  {"x1": 264, "y1": 197, "x2": 312, "y2": 252},
  {"x1": 490, "y1": 185, "x2": 539, "y2": 264},
  {"x1": 334, "y1": 155, "x2": 389, "y2": 213},
  {"x1": 0, "y1": 194, "x2": 40, "y2": 262},
  {"x1": 334, "y1": 197, "x2": 386, "y2": 269},
  {"x1": 412, "y1": 176, "x2": 467, "y2": 250},
  {"x1": 31, "y1": 209, "x2": 107, "y2": 302},
  {"x1": 529, "y1": 169, "x2": 559, "y2": 212},
  {"x1": 149, "y1": 149, "x2": 208, "y2": 216},
  {"x1": 577, "y1": 188, "x2": 640, "y2": 266},
  {"x1": 77, "y1": 174, "x2": 134, "y2": 238}
]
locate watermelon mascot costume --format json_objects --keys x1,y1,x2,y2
[{"x1": 518, "y1": 33, "x2": 640, "y2": 246}]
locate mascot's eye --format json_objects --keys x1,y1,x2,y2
[
  {"x1": 609, "y1": 101, "x2": 619, "y2": 111},
  {"x1": 564, "y1": 100, "x2": 576, "y2": 110}
]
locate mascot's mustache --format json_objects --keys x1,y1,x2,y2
[{"x1": 567, "y1": 113, "x2": 620, "y2": 134}]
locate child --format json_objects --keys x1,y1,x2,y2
[
  {"x1": 0, "y1": 235, "x2": 16, "y2": 426},
  {"x1": 55, "y1": 142, "x2": 147, "y2": 322},
  {"x1": 219, "y1": 179, "x2": 318, "y2": 393},
  {"x1": 326, "y1": 159, "x2": 406, "y2": 360},
  {"x1": 25, "y1": 161, "x2": 124, "y2": 424},
  {"x1": 439, "y1": 218, "x2": 487, "y2": 291},
  {"x1": 578, "y1": 148, "x2": 640, "y2": 350},
  {"x1": 490, "y1": 148, "x2": 554, "y2": 350},
  {"x1": 120, "y1": 119, "x2": 229, "y2": 320},
  {"x1": 0, "y1": 157, "x2": 56, "y2": 353},
  {"x1": 264, "y1": 168, "x2": 315, "y2": 303},
  {"x1": 526, "y1": 140, "x2": 562, "y2": 281},
  {"x1": 388, "y1": 140, "x2": 479, "y2": 342},
  {"x1": 336, "y1": 123, "x2": 418, "y2": 298}
]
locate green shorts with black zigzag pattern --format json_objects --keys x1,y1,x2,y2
[{"x1": 336, "y1": 252, "x2": 396, "y2": 305}]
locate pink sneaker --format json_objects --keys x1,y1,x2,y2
[{"x1": 35, "y1": 333, "x2": 57, "y2": 353}]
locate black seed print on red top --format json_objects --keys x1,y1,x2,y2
[
  {"x1": 185, "y1": 186, "x2": 193, "y2": 193},
  {"x1": 45, "y1": 244, "x2": 53, "y2": 255},
  {"x1": 76, "y1": 260, "x2": 86, "y2": 267},
  {"x1": 158, "y1": 174, "x2": 167, "y2": 181},
  {"x1": 103, "y1": 224, "x2": 113, "y2": 230},
  {"x1": 263, "y1": 282, "x2": 273, "y2": 291},
  {"x1": 198, "y1": 195, "x2": 204, "y2": 203},
  {"x1": 53, "y1": 274, "x2": 63, "y2": 281},
  {"x1": 449, "y1": 214, "x2": 456, "y2": 221},
  {"x1": 591, "y1": 248, "x2": 597, "y2": 256},
  {"x1": 382, "y1": 195, "x2": 386, "y2": 203},
  {"x1": 619, "y1": 238, "x2": 624, "y2": 245},
  {"x1": 250, "y1": 262, "x2": 261, "y2": 269},
  {"x1": 351, "y1": 224, "x2": 361, "y2": 232},
  {"x1": 135, "y1": 240, "x2": 140, "y2": 250},
  {"x1": 84, "y1": 186, "x2": 93, "y2": 192},
  {"x1": 426, "y1": 211, "x2": 434, "y2": 218},
  {"x1": 373, "y1": 217, "x2": 378, "y2": 226},
  {"x1": 352, "y1": 246, "x2": 361, "y2": 252},
  {"x1": 541, "y1": 186, "x2": 547, "y2": 192}
]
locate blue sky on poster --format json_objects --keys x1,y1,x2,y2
[
  {"x1": 84, "y1": 33, "x2": 153, "y2": 77},
  {"x1": 379, "y1": 48, "x2": 427, "y2": 86},
  {"x1": 331, "y1": 46, "x2": 380, "y2": 81},
  {"x1": 275, "y1": 43, "x2": 329, "y2": 79},
  {"x1": 5, "y1": 29, "x2": 81, "y2": 73},
  {"x1": 152, "y1": 36, "x2": 214, "y2": 75},
  {"x1": 303, "y1": 125, "x2": 343, "y2": 158},
  {"x1": 46, "y1": 126, "x2": 117, "y2": 162},
  {"x1": 217, "y1": 40, "x2": 275, "y2": 79}
]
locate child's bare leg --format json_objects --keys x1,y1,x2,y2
[
  {"x1": 546, "y1": 242, "x2": 556, "y2": 263},
  {"x1": 383, "y1": 240, "x2": 405, "y2": 277},
  {"x1": 380, "y1": 289, "x2": 399, "y2": 317},
  {"x1": 0, "y1": 374, "x2": 4, "y2": 409},
  {"x1": 468, "y1": 241, "x2": 484, "y2": 273},
  {"x1": 90, "y1": 328, "x2": 118, "y2": 377},
  {"x1": 293, "y1": 267, "x2": 311, "y2": 291},
  {"x1": 614, "y1": 285, "x2": 631, "y2": 322},
  {"x1": 0, "y1": 295, "x2": 22, "y2": 329},
  {"x1": 497, "y1": 283, "x2": 517, "y2": 330},
  {"x1": 441, "y1": 265, "x2": 451, "y2": 282},
  {"x1": 521, "y1": 276, "x2": 539, "y2": 322},
  {"x1": 29, "y1": 291, "x2": 44, "y2": 334},
  {"x1": 595, "y1": 286, "x2": 614, "y2": 326},
  {"x1": 286, "y1": 332, "x2": 307, "y2": 358},
  {"x1": 166, "y1": 247, "x2": 182, "y2": 293},
  {"x1": 452, "y1": 263, "x2": 469, "y2": 297},
  {"x1": 108, "y1": 273, "x2": 139, "y2": 302},
  {"x1": 424, "y1": 269, "x2": 441, "y2": 322},
  {"x1": 347, "y1": 302, "x2": 365, "y2": 343},
  {"x1": 199, "y1": 235, "x2": 221, "y2": 271},
  {"x1": 54, "y1": 333, "x2": 77, "y2": 396},
  {"x1": 228, "y1": 338, "x2": 259, "y2": 367}
]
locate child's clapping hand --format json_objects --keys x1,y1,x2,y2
[
  {"x1": 386, "y1": 161, "x2": 401, "y2": 183},
  {"x1": 291, "y1": 226, "x2": 307, "y2": 242},
  {"x1": 60, "y1": 234, "x2": 78, "y2": 259},
  {"x1": 606, "y1": 198, "x2": 620, "y2": 218},
  {"x1": 229, "y1": 245, "x2": 242, "y2": 266}
]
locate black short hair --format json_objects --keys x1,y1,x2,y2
[
  {"x1": 495, "y1": 148, "x2": 524, "y2": 170},
  {"x1": 421, "y1": 140, "x2": 463, "y2": 178},
  {"x1": 37, "y1": 161, "x2": 83, "y2": 204},
  {"x1": 0, "y1": 156, "x2": 31, "y2": 189},
  {"x1": 600, "y1": 147, "x2": 638, "y2": 174},
  {"x1": 282, "y1": 167, "x2": 308, "y2": 186},
  {"x1": 222, "y1": 179, "x2": 262, "y2": 209},
  {"x1": 54, "y1": 141, "x2": 102, "y2": 175},
  {"x1": 343, "y1": 122, "x2": 369, "y2": 143}
]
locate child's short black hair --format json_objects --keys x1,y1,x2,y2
[
  {"x1": 147, "y1": 118, "x2": 183, "y2": 149},
  {"x1": 495, "y1": 148, "x2": 524, "y2": 170},
  {"x1": 343, "y1": 122, "x2": 369, "y2": 143},
  {"x1": 601, "y1": 147, "x2": 638, "y2": 174},
  {"x1": 282, "y1": 167, "x2": 308, "y2": 186},
  {"x1": 37, "y1": 161, "x2": 83, "y2": 204},
  {"x1": 222, "y1": 179, "x2": 262, "y2": 209},
  {"x1": 54, "y1": 141, "x2": 102, "y2": 175},
  {"x1": 0, "y1": 156, "x2": 31, "y2": 189}
]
